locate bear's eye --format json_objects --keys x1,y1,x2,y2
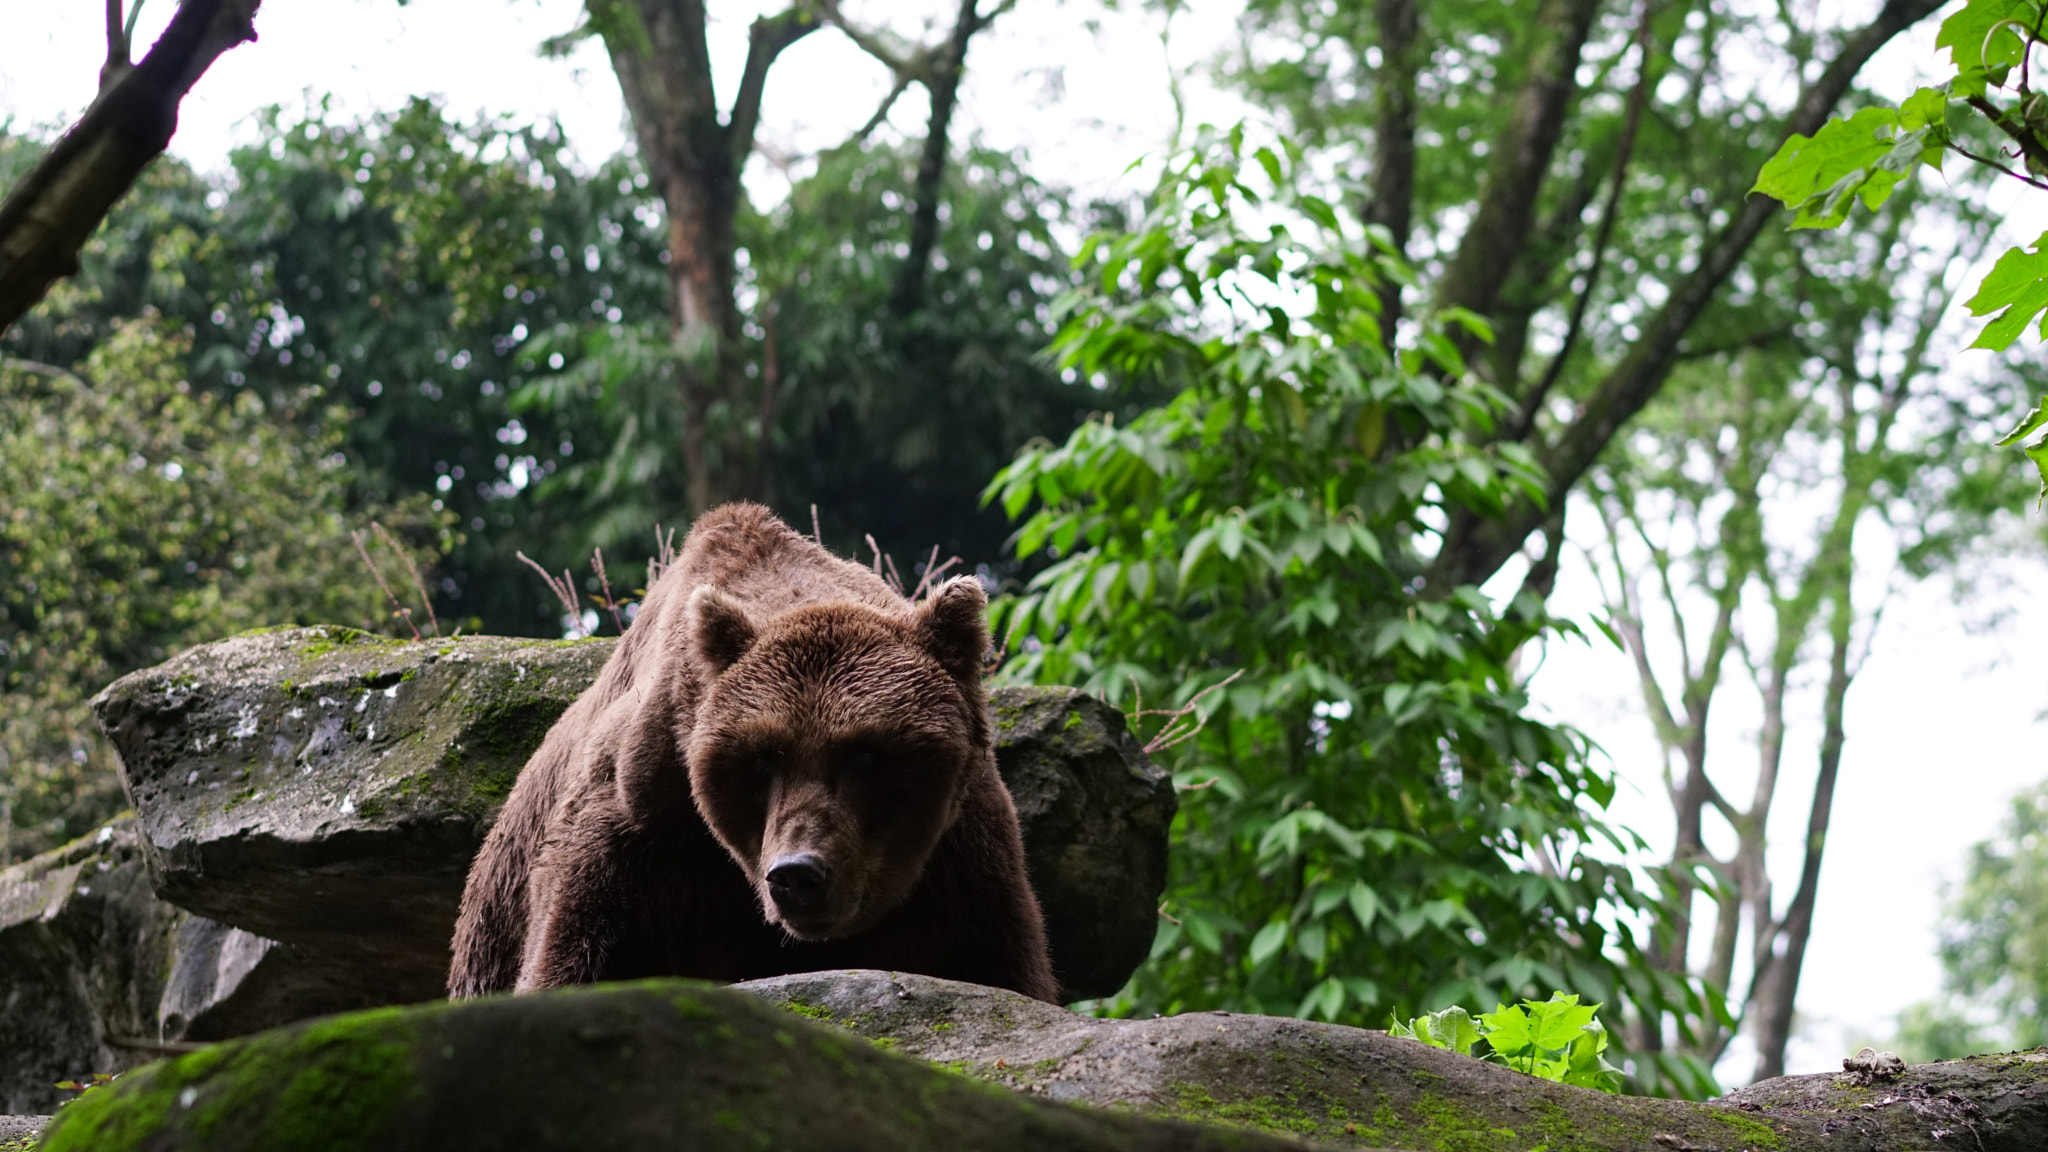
[{"x1": 845, "y1": 749, "x2": 878, "y2": 771}]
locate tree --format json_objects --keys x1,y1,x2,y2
[
  {"x1": 1228, "y1": 0, "x2": 1946, "y2": 593},
  {"x1": 988, "y1": 132, "x2": 1720, "y2": 1095},
  {"x1": 0, "y1": 316, "x2": 446, "y2": 863},
  {"x1": 565, "y1": 0, "x2": 1021, "y2": 512},
  {"x1": 1577, "y1": 170, "x2": 2039, "y2": 1079}
]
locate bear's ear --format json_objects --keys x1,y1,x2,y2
[
  {"x1": 686, "y1": 585, "x2": 757, "y2": 675},
  {"x1": 913, "y1": 576, "x2": 990, "y2": 685}
]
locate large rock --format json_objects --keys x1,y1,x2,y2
[
  {"x1": 740, "y1": 971, "x2": 2048, "y2": 1151},
  {"x1": 33, "y1": 981, "x2": 1308, "y2": 1152},
  {"x1": 0, "y1": 822, "x2": 171, "y2": 1114},
  {"x1": 90, "y1": 626, "x2": 1172, "y2": 1008},
  {"x1": 993, "y1": 686, "x2": 1175, "y2": 998},
  {"x1": 0, "y1": 819, "x2": 389, "y2": 1113}
]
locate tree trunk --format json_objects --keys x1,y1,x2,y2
[
  {"x1": 593, "y1": 1, "x2": 816, "y2": 513},
  {"x1": 890, "y1": 0, "x2": 984, "y2": 317},
  {"x1": 1748, "y1": 568, "x2": 1856, "y2": 1081},
  {"x1": 1362, "y1": 0, "x2": 1418, "y2": 345}
]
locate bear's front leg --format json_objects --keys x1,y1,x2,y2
[{"x1": 515, "y1": 808, "x2": 636, "y2": 992}]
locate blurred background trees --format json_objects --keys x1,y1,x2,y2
[{"x1": 6, "y1": 0, "x2": 2046, "y2": 1096}]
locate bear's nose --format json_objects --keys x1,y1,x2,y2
[{"x1": 766, "y1": 853, "x2": 831, "y2": 913}]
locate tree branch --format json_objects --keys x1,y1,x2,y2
[
  {"x1": 0, "y1": 0, "x2": 261, "y2": 337},
  {"x1": 1432, "y1": 0, "x2": 1601, "y2": 333},
  {"x1": 1507, "y1": 0, "x2": 1659, "y2": 441},
  {"x1": 1429, "y1": 0, "x2": 1946, "y2": 591},
  {"x1": 890, "y1": 0, "x2": 1006, "y2": 316},
  {"x1": 727, "y1": 7, "x2": 821, "y2": 168}
]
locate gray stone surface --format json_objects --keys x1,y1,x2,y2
[
  {"x1": 92, "y1": 627, "x2": 612, "y2": 1005},
  {"x1": 0, "y1": 821, "x2": 170, "y2": 1114},
  {"x1": 0, "y1": 818, "x2": 389, "y2": 1114},
  {"x1": 993, "y1": 686, "x2": 1176, "y2": 998},
  {"x1": 0, "y1": 1114, "x2": 43, "y2": 1147},
  {"x1": 89, "y1": 627, "x2": 1172, "y2": 1011}
]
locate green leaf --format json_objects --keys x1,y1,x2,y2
[
  {"x1": 1347, "y1": 880, "x2": 1380, "y2": 932},
  {"x1": 1899, "y1": 86, "x2": 1949, "y2": 131},
  {"x1": 1938, "y1": 0, "x2": 2036, "y2": 96},
  {"x1": 1967, "y1": 235, "x2": 2048, "y2": 351},
  {"x1": 1752, "y1": 107, "x2": 1916, "y2": 229},
  {"x1": 1249, "y1": 920, "x2": 1289, "y2": 967},
  {"x1": 1995, "y1": 394, "x2": 2048, "y2": 447},
  {"x1": 1393, "y1": 1006, "x2": 1482, "y2": 1055}
]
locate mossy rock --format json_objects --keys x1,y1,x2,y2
[
  {"x1": 740, "y1": 970, "x2": 2048, "y2": 1152},
  {"x1": 34, "y1": 981, "x2": 1314, "y2": 1152}
]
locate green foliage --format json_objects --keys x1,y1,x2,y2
[
  {"x1": 1933, "y1": 779, "x2": 2048, "y2": 1050},
  {"x1": 988, "y1": 128, "x2": 1711, "y2": 1067},
  {"x1": 0, "y1": 318, "x2": 446, "y2": 861},
  {"x1": 1390, "y1": 993, "x2": 1624, "y2": 1092},
  {"x1": 517, "y1": 140, "x2": 1100, "y2": 567},
  {"x1": 1886, "y1": 999, "x2": 1989, "y2": 1064},
  {"x1": 1751, "y1": 0, "x2": 2048, "y2": 495},
  {"x1": 4, "y1": 99, "x2": 663, "y2": 635}
]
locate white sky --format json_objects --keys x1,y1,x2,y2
[{"x1": 5, "y1": 0, "x2": 2046, "y2": 1082}]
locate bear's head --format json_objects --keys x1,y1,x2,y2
[{"x1": 680, "y1": 576, "x2": 990, "y2": 940}]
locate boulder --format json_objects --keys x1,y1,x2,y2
[
  {"x1": 993, "y1": 686, "x2": 1175, "y2": 998},
  {"x1": 90, "y1": 626, "x2": 1172, "y2": 1008},
  {"x1": 0, "y1": 819, "x2": 393, "y2": 1113},
  {"x1": 32, "y1": 980, "x2": 1313, "y2": 1152},
  {"x1": 738, "y1": 970, "x2": 2048, "y2": 1151},
  {"x1": 0, "y1": 821, "x2": 171, "y2": 1114}
]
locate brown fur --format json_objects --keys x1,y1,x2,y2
[{"x1": 448, "y1": 503, "x2": 1057, "y2": 1002}]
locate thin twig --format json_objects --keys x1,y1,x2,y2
[
  {"x1": 811, "y1": 503, "x2": 823, "y2": 544},
  {"x1": 351, "y1": 530, "x2": 419, "y2": 640},
  {"x1": 1947, "y1": 140, "x2": 2048, "y2": 190},
  {"x1": 648, "y1": 523, "x2": 677, "y2": 589},
  {"x1": 910, "y1": 545, "x2": 963, "y2": 600},
  {"x1": 591, "y1": 547, "x2": 625, "y2": 635},
  {"x1": 372, "y1": 522, "x2": 439, "y2": 638},
  {"x1": 1134, "y1": 670, "x2": 1245, "y2": 755},
  {"x1": 517, "y1": 551, "x2": 589, "y2": 637},
  {"x1": 883, "y1": 552, "x2": 907, "y2": 596}
]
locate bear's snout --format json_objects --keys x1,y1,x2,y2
[{"x1": 766, "y1": 853, "x2": 831, "y2": 916}]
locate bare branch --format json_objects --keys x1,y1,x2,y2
[
  {"x1": 1433, "y1": 0, "x2": 1602, "y2": 332},
  {"x1": 352, "y1": 530, "x2": 420, "y2": 641},
  {"x1": 518, "y1": 552, "x2": 588, "y2": 638},
  {"x1": 1507, "y1": 0, "x2": 1658, "y2": 440},
  {"x1": 0, "y1": 0, "x2": 263, "y2": 336},
  {"x1": 372, "y1": 522, "x2": 440, "y2": 638},
  {"x1": 728, "y1": 7, "x2": 821, "y2": 167},
  {"x1": 591, "y1": 548, "x2": 625, "y2": 635},
  {"x1": 1429, "y1": 0, "x2": 1947, "y2": 590}
]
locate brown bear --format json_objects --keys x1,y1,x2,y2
[{"x1": 448, "y1": 502, "x2": 1057, "y2": 1003}]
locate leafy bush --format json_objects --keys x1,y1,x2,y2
[
  {"x1": 1390, "y1": 993, "x2": 1623, "y2": 1092},
  {"x1": 0, "y1": 317, "x2": 447, "y2": 861},
  {"x1": 987, "y1": 128, "x2": 1716, "y2": 1091}
]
